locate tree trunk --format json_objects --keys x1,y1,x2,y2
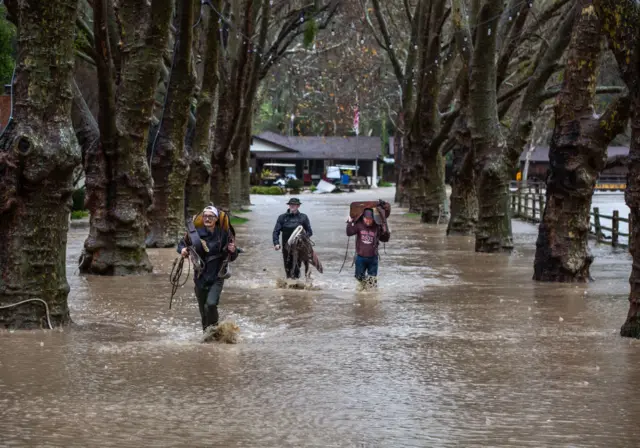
[
  {"x1": 421, "y1": 149, "x2": 447, "y2": 223},
  {"x1": 447, "y1": 143, "x2": 478, "y2": 235},
  {"x1": 593, "y1": 0, "x2": 640, "y2": 336},
  {"x1": 534, "y1": 0, "x2": 629, "y2": 281},
  {"x1": 80, "y1": 0, "x2": 172, "y2": 275},
  {"x1": 403, "y1": 0, "x2": 447, "y2": 219},
  {"x1": 0, "y1": 0, "x2": 80, "y2": 328},
  {"x1": 147, "y1": 0, "x2": 197, "y2": 248},
  {"x1": 210, "y1": 84, "x2": 235, "y2": 209},
  {"x1": 186, "y1": 0, "x2": 221, "y2": 217},
  {"x1": 229, "y1": 158, "x2": 243, "y2": 210},
  {"x1": 467, "y1": 0, "x2": 513, "y2": 252},
  {"x1": 240, "y1": 127, "x2": 252, "y2": 207},
  {"x1": 620, "y1": 105, "x2": 640, "y2": 336},
  {"x1": 399, "y1": 145, "x2": 425, "y2": 213}
]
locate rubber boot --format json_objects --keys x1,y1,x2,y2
[
  {"x1": 367, "y1": 276, "x2": 378, "y2": 289},
  {"x1": 356, "y1": 276, "x2": 367, "y2": 291}
]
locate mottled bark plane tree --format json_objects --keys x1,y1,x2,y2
[
  {"x1": 458, "y1": 0, "x2": 621, "y2": 253},
  {"x1": 366, "y1": 0, "x2": 459, "y2": 222},
  {"x1": 78, "y1": 0, "x2": 173, "y2": 275},
  {"x1": 146, "y1": 0, "x2": 197, "y2": 248},
  {"x1": 534, "y1": 0, "x2": 630, "y2": 282},
  {"x1": 209, "y1": 0, "x2": 340, "y2": 211},
  {"x1": 593, "y1": 0, "x2": 640, "y2": 338},
  {"x1": 362, "y1": 0, "x2": 420, "y2": 206},
  {"x1": 0, "y1": 0, "x2": 80, "y2": 328},
  {"x1": 186, "y1": 0, "x2": 222, "y2": 217}
]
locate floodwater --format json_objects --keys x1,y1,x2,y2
[{"x1": 1, "y1": 188, "x2": 639, "y2": 447}]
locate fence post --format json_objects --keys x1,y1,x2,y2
[
  {"x1": 517, "y1": 191, "x2": 522, "y2": 217},
  {"x1": 630, "y1": 213, "x2": 633, "y2": 250},
  {"x1": 612, "y1": 210, "x2": 619, "y2": 247},
  {"x1": 594, "y1": 207, "x2": 601, "y2": 243},
  {"x1": 532, "y1": 194, "x2": 537, "y2": 221}
]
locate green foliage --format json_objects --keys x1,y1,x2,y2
[
  {"x1": 309, "y1": 185, "x2": 317, "y2": 192},
  {"x1": 303, "y1": 18, "x2": 318, "y2": 48},
  {"x1": 250, "y1": 186, "x2": 285, "y2": 195},
  {"x1": 0, "y1": 7, "x2": 15, "y2": 86},
  {"x1": 379, "y1": 181, "x2": 393, "y2": 187},
  {"x1": 72, "y1": 188, "x2": 86, "y2": 211},
  {"x1": 286, "y1": 178, "x2": 304, "y2": 189},
  {"x1": 71, "y1": 210, "x2": 89, "y2": 220},
  {"x1": 254, "y1": 102, "x2": 286, "y2": 134},
  {"x1": 230, "y1": 216, "x2": 249, "y2": 225}
]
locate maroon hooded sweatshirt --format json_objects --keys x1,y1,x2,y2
[{"x1": 346, "y1": 218, "x2": 390, "y2": 258}]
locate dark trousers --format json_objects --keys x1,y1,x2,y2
[
  {"x1": 355, "y1": 255, "x2": 379, "y2": 280},
  {"x1": 195, "y1": 279, "x2": 225, "y2": 330},
  {"x1": 282, "y1": 244, "x2": 301, "y2": 279}
]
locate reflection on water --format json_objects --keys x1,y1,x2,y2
[{"x1": 1, "y1": 189, "x2": 639, "y2": 447}]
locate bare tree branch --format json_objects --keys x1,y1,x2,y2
[
  {"x1": 539, "y1": 85, "x2": 626, "y2": 102},
  {"x1": 369, "y1": 0, "x2": 406, "y2": 86}
]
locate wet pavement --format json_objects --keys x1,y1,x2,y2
[{"x1": 1, "y1": 188, "x2": 638, "y2": 447}]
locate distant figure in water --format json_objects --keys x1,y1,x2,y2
[
  {"x1": 272, "y1": 197, "x2": 313, "y2": 279},
  {"x1": 177, "y1": 206, "x2": 238, "y2": 333},
  {"x1": 346, "y1": 208, "x2": 390, "y2": 289}
]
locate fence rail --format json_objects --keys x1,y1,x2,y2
[{"x1": 510, "y1": 191, "x2": 631, "y2": 248}]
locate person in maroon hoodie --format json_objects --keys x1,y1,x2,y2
[{"x1": 346, "y1": 208, "x2": 390, "y2": 288}]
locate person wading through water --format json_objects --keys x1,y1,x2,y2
[
  {"x1": 346, "y1": 208, "x2": 390, "y2": 288},
  {"x1": 272, "y1": 198, "x2": 313, "y2": 280},
  {"x1": 177, "y1": 206, "x2": 238, "y2": 333}
]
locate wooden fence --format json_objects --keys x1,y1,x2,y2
[{"x1": 510, "y1": 191, "x2": 631, "y2": 248}]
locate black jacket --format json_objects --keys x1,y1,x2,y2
[
  {"x1": 177, "y1": 225, "x2": 238, "y2": 289},
  {"x1": 272, "y1": 210, "x2": 313, "y2": 246}
]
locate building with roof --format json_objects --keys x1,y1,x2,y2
[
  {"x1": 519, "y1": 146, "x2": 628, "y2": 181},
  {"x1": 250, "y1": 131, "x2": 386, "y2": 186}
]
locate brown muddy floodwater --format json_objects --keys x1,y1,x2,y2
[{"x1": 1, "y1": 188, "x2": 639, "y2": 447}]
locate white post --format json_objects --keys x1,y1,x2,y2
[{"x1": 371, "y1": 160, "x2": 378, "y2": 188}]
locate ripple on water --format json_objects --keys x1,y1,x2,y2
[{"x1": 2, "y1": 189, "x2": 640, "y2": 446}]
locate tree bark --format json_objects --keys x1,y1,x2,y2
[
  {"x1": 186, "y1": 1, "x2": 221, "y2": 217},
  {"x1": 211, "y1": 0, "x2": 269, "y2": 211},
  {"x1": 240, "y1": 122, "x2": 252, "y2": 207},
  {"x1": 403, "y1": 0, "x2": 448, "y2": 222},
  {"x1": 80, "y1": 0, "x2": 172, "y2": 275},
  {"x1": 0, "y1": 0, "x2": 80, "y2": 328},
  {"x1": 467, "y1": 0, "x2": 512, "y2": 252},
  {"x1": 534, "y1": 0, "x2": 630, "y2": 282},
  {"x1": 147, "y1": 0, "x2": 197, "y2": 248},
  {"x1": 447, "y1": 132, "x2": 478, "y2": 235},
  {"x1": 594, "y1": 0, "x2": 640, "y2": 336},
  {"x1": 211, "y1": 81, "x2": 235, "y2": 210}
]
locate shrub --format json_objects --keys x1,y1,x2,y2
[
  {"x1": 309, "y1": 185, "x2": 317, "y2": 192},
  {"x1": 72, "y1": 188, "x2": 85, "y2": 211},
  {"x1": 268, "y1": 186, "x2": 284, "y2": 195},
  {"x1": 379, "y1": 181, "x2": 393, "y2": 187},
  {"x1": 250, "y1": 186, "x2": 285, "y2": 195},
  {"x1": 71, "y1": 210, "x2": 89, "y2": 220},
  {"x1": 286, "y1": 178, "x2": 304, "y2": 189}
]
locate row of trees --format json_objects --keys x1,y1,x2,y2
[
  {"x1": 0, "y1": 0, "x2": 339, "y2": 327},
  {"x1": 1, "y1": 0, "x2": 640, "y2": 337},
  {"x1": 362, "y1": 0, "x2": 640, "y2": 336}
]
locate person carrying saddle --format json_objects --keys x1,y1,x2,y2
[
  {"x1": 177, "y1": 205, "x2": 238, "y2": 332},
  {"x1": 272, "y1": 198, "x2": 313, "y2": 279},
  {"x1": 346, "y1": 207, "x2": 390, "y2": 288}
]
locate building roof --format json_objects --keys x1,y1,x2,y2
[
  {"x1": 520, "y1": 146, "x2": 629, "y2": 162},
  {"x1": 252, "y1": 131, "x2": 382, "y2": 161}
]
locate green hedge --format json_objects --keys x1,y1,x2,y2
[
  {"x1": 71, "y1": 210, "x2": 89, "y2": 220},
  {"x1": 251, "y1": 186, "x2": 285, "y2": 195}
]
